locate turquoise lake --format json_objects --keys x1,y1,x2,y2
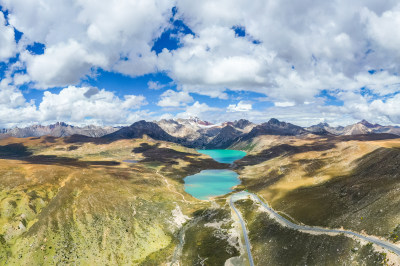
[
  {"x1": 184, "y1": 170, "x2": 240, "y2": 200},
  {"x1": 184, "y1": 149, "x2": 246, "y2": 200},
  {"x1": 196, "y1": 149, "x2": 247, "y2": 164}
]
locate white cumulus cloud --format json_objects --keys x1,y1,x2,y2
[
  {"x1": 38, "y1": 86, "x2": 147, "y2": 124},
  {"x1": 0, "y1": 11, "x2": 16, "y2": 61},
  {"x1": 227, "y1": 101, "x2": 252, "y2": 112},
  {"x1": 157, "y1": 90, "x2": 194, "y2": 107},
  {"x1": 148, "y1": 80, "x2": 165, "y2": 90},
  {"x1": 21, "y1": 40, "x2": 108, "y2": 88},
  {"x1": 177, "y1": 101, "x2": 220, "y2": 119},
  {"x1": 1, "y1": 0, "x2": 173, "y2": 87}
]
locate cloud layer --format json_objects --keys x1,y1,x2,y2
[
  {"x1": 0, "y1": 0, "x2": 400, "y2": 126},
  {"x1": 0, "y1": 82, "x2": 147, "y2": 127}
]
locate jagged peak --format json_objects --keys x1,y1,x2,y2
[
  {"x1": 267, "y1": 118, "x2": 281, "y2": 124},
  {"x1": 232, "y1": 119, "x2": 252, "y2": 129},
  {"x1": 173, "y1": 117, "x2": 213, "y2": 126},
  {"x1": 317, "y1": 122, "x2": 330, "y2": 127},
  {"x1": 308, "y1": 122, "x2": 330, "y2": 128},
  {"x1": 49, "y1": 122, "x2": 72, "y2": 129},
  {"x1": 359, "y1": 119, "x2": 381, "y2": 128},
  {"x1": 189, "y1": 116, "x2": 213, "y2": 126},
  {"x1": 129, "y1": 120, "x2": 157, "y2": 127}
]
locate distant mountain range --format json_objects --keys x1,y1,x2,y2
[
  {"x1": 102, "y1": 118, "x2": 400, "y2": 148},
  {"x1": 0, "y1": 122, "x2": 118, "y2": 139},
  {"x1": 1, "y1": 118, "x2": 400, "y2": 148},
  {"x1": 305, "y1": 119, "x2": 400, "y2": 136}
]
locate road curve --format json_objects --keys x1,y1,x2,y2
[
  {"x1": 229, "y1": 196, "x2": 255, "y2": 266},
  {"x1": 231, "y1": 191, "x2": 400, "y2": 257}
]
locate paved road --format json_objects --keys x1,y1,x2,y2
[
  {"x1": 229, "y1": 196, "x2": 255, "y2": 266},
  {"x1": 231, "y1": 191, "x2": 400, "y2": 258}
]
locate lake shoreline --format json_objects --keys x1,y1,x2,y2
[{"x1": 183, "y1": 149, "x2": 246, "y2": 200}]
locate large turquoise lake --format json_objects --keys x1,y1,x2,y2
[
  {"x1": 196, "y1": 149, "x2": 247, "y2": 164},
  {"x1": 184, "y1": 149, "x2": 246, "y2": 200}
]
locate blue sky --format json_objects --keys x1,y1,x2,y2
[
  {"x1": 2, "y1": 6, "x2": 276, "y2": 121},
  {"x1": 0, "y1": 1, "x2": 400, "y2": 127}
]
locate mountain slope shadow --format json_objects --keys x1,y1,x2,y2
[
  {"x1": 235, "y1": 133, "x2": 400, "y2": 168},
  {"x1": 132, "y1": 143, "x2": 228, "y2": 181},
  {"x1": 236, "y1": 142, "x2": 336, "y2": 168},
  {"x1": 0, "y1": 143, "x2": 120, "y2": 167}
]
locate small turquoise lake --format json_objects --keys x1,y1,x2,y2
[
  {"x1": 184, "y1": 170, "x2": 240, "y2": 200},
  {"x1": 196, "y1": 149, "x2": 247, "y2": 164},
  {"x1": 184, "y1": 149, "x2": 246, "y2": 200}
]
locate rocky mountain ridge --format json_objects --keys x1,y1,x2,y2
[
  {"x1": 2, "y1": 118, "x2": 400, "y2": 149},
  {"x1": 102, "y1": 118, "x2": 400, "y2": 149},
  {"x1": 306, "y1": 120, "x2": 400, "y2": 136},
  {"x1": 0, "y1": 122, "x2": 118, "y2": 139}
]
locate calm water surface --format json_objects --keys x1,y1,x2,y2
[
  {"x1": 184, "y1": 149, "x2": 246, "y2": 200},
  {"x1": 196, "y1": 149, "x2": 246, "y2": 164}
]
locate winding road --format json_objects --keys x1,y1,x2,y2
[
  {"x1": 229, "y1": 196, "x2": 255, "y2": 266},
  {"x1": 230, "y1": 191, "x2": 400, "y2": 265}
]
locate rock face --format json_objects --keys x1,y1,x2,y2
[{"x1": 0, "y1": 122, "x2": 118, "y2": 139}]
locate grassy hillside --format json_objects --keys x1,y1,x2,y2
[
  {"x1": 235, "y1": 135, "x2": 400, "y2": 239},
  {"x1": 0, "y1": 136, "x2": 238, "y2": 265}
]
